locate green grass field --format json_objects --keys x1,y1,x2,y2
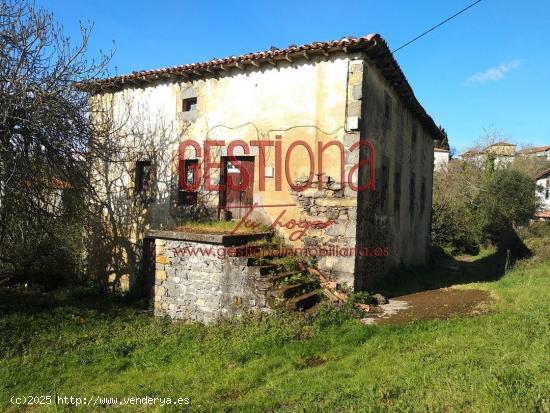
[{"x1": 1, "y1": 253, "x2": 550, "y2": 412}]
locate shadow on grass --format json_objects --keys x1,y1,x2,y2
[
  {"x1": 0, "y1": 286, "x2": 148, "y2": 317},
  {"x1": 374, "y1": 232, "x2": 531, "y2": 298}
]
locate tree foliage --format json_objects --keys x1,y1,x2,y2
[{"x1": 432, "y1": 159, "x2": 539, "y2": 255}]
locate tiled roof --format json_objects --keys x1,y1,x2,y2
[
  {"x1": 484, "y1": 142, "x2": 516, "y2": 150},
  {"x1": 80, "y1": 34, "x2": 443, "y2": 140},
  {"x1": 534, "y1": 168, "x2": 550, "y2": 181},
  {"x1": 535, "y1": 210, "x2": 550, "y2": 219},
  {"x1": 83, "y1": 34, "x2": 377, "y2": 89},
  {"x1": 460, "y1": 149, "x2": 481, "y2": 157},
  {"x1": 518, "y1": 146, "x2": 550, "y2": 155}
]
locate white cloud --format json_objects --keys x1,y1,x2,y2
[{"x1": 463, "y1": 60, "x2": 521, "y2": 86}]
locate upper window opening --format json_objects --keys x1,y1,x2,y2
[
  {"x1": 384, "y1": 91, "x2": 392, "y2": 125},
  {"x1": 182, "y1": 97, "x2": 197, "y2": 112}
]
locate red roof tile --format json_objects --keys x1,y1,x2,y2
[
  {"x1": 518, "y1": 146, "x2": 550, "y2": 155},
  {"x1": 535, "y1": 210, "x2": 550, "y2": 219},
  {"x1": 534, "y1": 168, "x2": 550, "y2": 181}
]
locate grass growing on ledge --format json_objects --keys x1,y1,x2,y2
[
  {"x1": 174, "y1": 220, "x2": 271, "y2": 235},
  {"x1": 1, "y1": 254, "x2": 550, "y2": 412}
]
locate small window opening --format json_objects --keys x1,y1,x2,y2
[
  {"x1": 135, "y1": 160, "x2": 152, "y2": 193},
  {"x1": 409, "y1": 173, "x2": 416, "y2": 215},
  {"x1": 420, "y1": 178, "x2": 426, "y2": 215},
  {"x1": 394, "y1": 170, "x2": 401, "y2": 215},
  {"x1": 178, "y1": 159, "x2": 199, "y2": 205},
  {"x1": 182, "y1": 97, "x2": 197, "y2": 112},
  {"x1": 384, "y1": 91, "x2": 392, "y2": 127},
  {"x1": 379, "y1": 157, "x2": 389, "y2": 212}
]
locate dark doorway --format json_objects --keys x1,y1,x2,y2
[{"x1": 140, "y1": 237, "x2": 156, "y2": 299}]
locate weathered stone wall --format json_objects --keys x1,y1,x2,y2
[
  {"x1": 285, "y1": 58, "x2": 364, "y2": 287},
  {"x1": 354, "y1": 57, "x2": 436, "y2": 289},
  {"x1": 290, "y1": 177, "x2": 357, "y2": 287},
  {"x1": 152, "y1": 234, "x2": 268, "y2": 323}
]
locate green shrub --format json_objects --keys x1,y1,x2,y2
[{"x1": 432, "y1": 162, "x2": 538, "y2": 255}]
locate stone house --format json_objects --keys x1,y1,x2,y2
[
  {"x1": 84, "y1": 34, "x2": 442, "y2": 302},
  {"x1": 459, "y1": 142, "x2": 516, "y2": 168},
  {"x1": 518, "y1": 146, "x2": 550, "y2": 161},
  {"x1": 534, "y1": 168, "x2": 550, "y2": 212},
  {"x1": 433, "y1": 147, "x2": 450, "y2": 171}
]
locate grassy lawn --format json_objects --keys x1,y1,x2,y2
[{"x1": 1, "y1": 255, "x2": 550, "y2": 412}]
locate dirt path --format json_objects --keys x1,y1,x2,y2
[{"x1": 362, "y1": 288, "x2": 493, "y2": 326}]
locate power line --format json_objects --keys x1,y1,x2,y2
[{"x1": 392, "y1": 0, "x2": 483, "y2": 54}]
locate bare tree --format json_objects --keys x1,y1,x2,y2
[{"x1": 0, "y1": 0, "x2": 111, "y2": 283}]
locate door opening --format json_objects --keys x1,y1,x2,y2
[{"x1": 219, "y1": 156, "x2": 254, "y2": 220}]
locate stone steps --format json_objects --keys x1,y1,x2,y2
[
  {"x1": 246, "y1": 253, "x2": 324, "y2": 313},
  {"x1": 274, "y1": 281, "x2": 319, "y2": 299},
  {"x1": 261, "y1": 270, "x2": 302, "y2": 284},
  {"x1": 285, "y1": 289, "x2": 323, "y2": 311}
]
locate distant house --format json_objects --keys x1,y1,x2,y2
[
  {"x1": 534, "y1": 168, "x2": 550, "y2": 220},
  {"x1": 457, "y1": 149, "x2": 484, "y2": 167},
  {"x1": 483, "y1": 142, "x2": 516, "y2": 166},
  {"x1": 458, "y1": 141, "x2": 516, "y2": 168},
  {"x1": 433, "y1": 147, "x2": 449, "y2": 171},
  {"x1": 518, "y1": 146, "x2": 550, "y2": 161}
]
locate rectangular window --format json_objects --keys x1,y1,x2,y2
[
  {"x1": 135, "y1": 160, "x2": 152, "y2": 193},
  {"x1": 182, "y1": 97, "x2": 197, "y2": 112},
  {"x1": 546, "y1": 188, "x2": 549, "y2": 200},
  {"x1": 178, "y1": 159, "x2": 198, "y2": 205},
  {"x1": 383, "y1": 91, "x2": 392, "y2": 130},
  {"x1": 380, "y1": 156, "x2": 389, "y2": 211},
  {"x1": 420, "y1": 178, "x2": 426, "y2": 215},
  {"x1": 409, "y1": 173, "x2": 416, "y2": 215},
  {"x1": 394, "y1": 170, "x2": 401, "y2": 215}
]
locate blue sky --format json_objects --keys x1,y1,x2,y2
[{"x1": 40, "y1": 0, "x2": 550, "y2": 152}]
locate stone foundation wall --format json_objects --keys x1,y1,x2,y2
[
  {"x1": 291, "y1": 176, "x2": 357, "y2": 287},
  {"x1": 151, "y1": 232, "x2": 269, "y2": 323}
]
